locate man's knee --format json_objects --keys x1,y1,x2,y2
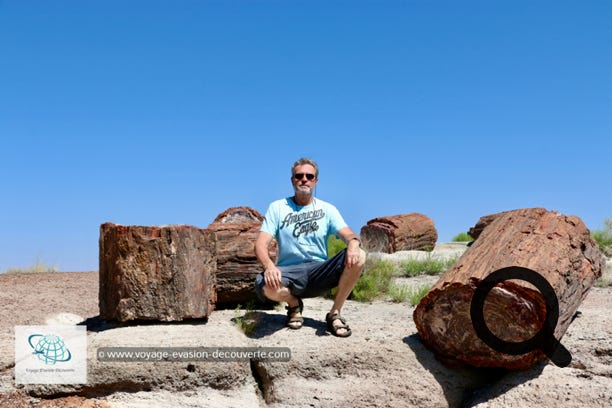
[
  {"x1": 255, "y1": 273, "x2": 289, "y2": 302},
  {"x1": 255, "y1": 272, "x2": 291, "y2": 301},
  {"x1": 254, "y1": 273, "x2": 268, "y2": 302}
]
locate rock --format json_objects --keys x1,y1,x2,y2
[
  {"x1": 98, "y1": 223, "x2": 216, "y2": 322},
  {"x1": 414, "y1": 208, "x2": 605, "y2": 370},
  {"x1": 208, "y1": 207, "x2": 277, "y2": 307},
  {"x1": 45, "y1": 312, "x2": 84, "y2": 326},
  {"x1": 360, "y1": 213, "x2": 438, "y2": 253}
]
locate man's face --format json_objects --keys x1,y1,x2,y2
[{"x1": 291, "y1": 164, "x2": 318, "y2": 195}]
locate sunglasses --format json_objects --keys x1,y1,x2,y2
[{"x1": 293, "y1": 173, "x2": 316, "y2": 181}]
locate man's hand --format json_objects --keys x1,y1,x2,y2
[
  {"x1": 337, "y1": 228, "x2": 364, "y2": 268},
  {"x1": 264, "y1": 265, "x2": 283, "y2": 289},
  {"x1": 345, "y1": 240, "x2": 363, "y2": 268}
]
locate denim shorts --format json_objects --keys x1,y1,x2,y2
[{"x1": 254, "y1": 249, "x2": 347, "y2": 301}]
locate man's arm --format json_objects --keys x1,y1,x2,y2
[
  {"x1": 255, "y1": 231, "x2": 276, "y2": 269},
  {"x1": 255, "y1": 231, "x2": 282, "y2": 289}
]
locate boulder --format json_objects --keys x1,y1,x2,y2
[
  {"x1": 360, "y1": 213, "x2": 437, "y2": 253},
  {"x1": 99, "y1": 223, "x2": 216, "y2": 322}
]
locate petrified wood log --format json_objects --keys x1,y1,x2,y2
[
  {"x1": 467, "y1": 211, "x2": 508, "y2": 241},
  {"x1": 99, "y1": 223, "x2": 216, "y2": 322},
  {"x1": 208, "y1": 207, "x2": 277, "y2": 307},
  {"x1": 360, "y1": 213, "x2": 437, "y2": 253},
  {"x1": 413, "y1": 208, "x2": 605, "y2": 370}
]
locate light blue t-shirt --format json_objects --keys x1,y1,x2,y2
[{"x1": 261, "y1": 197, "x2": 347, "y2": 266}]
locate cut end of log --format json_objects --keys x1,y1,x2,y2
[
  {"x1": 212, "y1": 206, "x2": 264, "y2": 224},
  {"x1": 414, "y1": 280, "x2": 547, "y2": 370}
]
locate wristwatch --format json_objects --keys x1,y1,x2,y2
[{"x1": 349, "y1": 237, "x2": 362, "y2": 247}]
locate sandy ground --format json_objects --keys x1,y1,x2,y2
[{"x1": 0, "y1": 248, "x2": 611, "y2": 407}]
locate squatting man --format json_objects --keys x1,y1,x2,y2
[{"x1": 254, "y1": 158, "x2": 366, "y2": 337}]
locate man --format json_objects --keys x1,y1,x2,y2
[{"x1": 254, "y1": 158, "x2": 366, "y2": 337}]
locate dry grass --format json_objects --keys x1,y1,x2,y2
[{"x1": 4, "y1": 258, "x2": 58, "y2": 274}]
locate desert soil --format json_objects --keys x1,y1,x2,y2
[{"x1": 0, "y1": 247, "x2": 611, "y2": 407}]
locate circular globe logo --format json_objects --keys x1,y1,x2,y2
[{"x1": 28, "y1": 333, "x2": 72, "y2": 365}]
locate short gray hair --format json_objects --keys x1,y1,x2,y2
[{"x1": 291, "y1": 158, "x2": 319, "y2": 178}]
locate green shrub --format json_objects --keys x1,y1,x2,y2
[
  {"x1": 233, "y1": 301, "x2": 259, "y2": 335},
  {"x1": 351, "y1": 259, "x2": 397, "y2": 302},
  {"x1": 389, "y1": 283, "x2": 431, "y2": 306},
  {"x1": 452, "y1": 232, "x2": 472, "y2": 242},
  {"x1": 594, "y1": 275, "x2": 612, "y2": 288},
  {"x1": 327, "y1": 235, "x2": 347, "y2": 259},
  {"x1": 388, "y1": 283, "x2": 410, "y2": 303},
  {"x1": 591, "y1": 219, "x2": 612, "y2": 255},
  {"x1": 400, "y1": 255, "x2": 458, "y2": 277},
  {"x1": 407, "y1": 284, "x2": 432, "y2": 306}
]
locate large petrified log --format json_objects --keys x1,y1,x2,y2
[
  {"x1": 467, "y1": 210, "x2": 508, "y2": 241},
  {"x1": 208, "y1": 207, "x2": 277, "y2": 307},
  {"x1": 360, "y1": 213, "x2": 437, "y2": 253},
  {"x1": 99, "y1": 223, "x2": 216, "y2": 322},
  {"x1": 413, "y1": 208, "x2": 605, "y2": 370}
]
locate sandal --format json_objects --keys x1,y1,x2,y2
[
  {"x1": 286, "y1": 297, "x2": 304, "y2": 330},
  {"x1": 325, "y1": 312, "x2": 352, "y2": 337}
]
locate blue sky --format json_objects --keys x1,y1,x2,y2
[{"x1": 1, "y1": 1, "x2": 610, "y2": 272}]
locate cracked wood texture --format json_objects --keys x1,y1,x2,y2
[
  {"x1": 360, "y1": 213, "x2": 437, "y2": 253},
  {"x1": 413, "y1": 208, "x2": 605, "y2": 370},
  {"x1": 99, "y1": 223, "x2": 216, "y2": 322},
  {"x1": 208, "y1": 207, "x2": 277, "y2": 307}
]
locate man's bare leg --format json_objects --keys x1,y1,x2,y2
[
  {"x1": 328, "y1": 249, "x2": 366, "y2": 336},
  {"x1": 263, "y1": 285, "x2": 302, "y2": 327}
]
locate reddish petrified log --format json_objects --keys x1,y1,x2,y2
[
  {"x1": 208, "y1": 207, "x2": 277, "y2": 307},
  {"x1": 360, "y1": 213, "x2": 437, "y2": 253},
  {"x1": 467, "y1": 211, "x2": 509, "y2": 241},
  {"x1": 413, "y1": 208, "x2": 605, "y2": 369},
  {"x1": 99, "y1": 223, "x2": 216, "y2": 322}
]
